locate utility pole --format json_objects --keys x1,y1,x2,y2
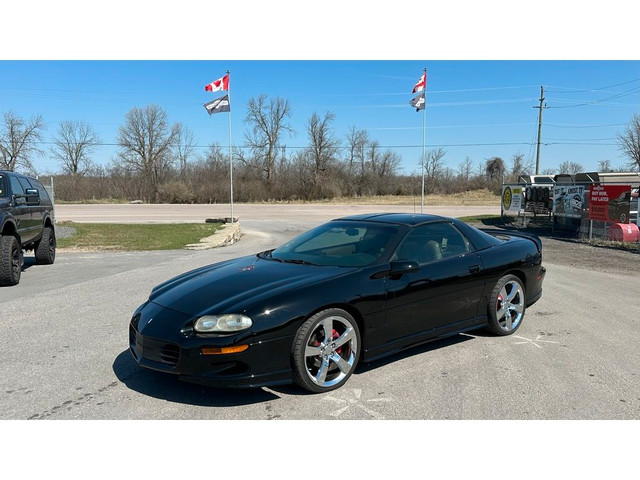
[{"x1": 534, "y1": 85, "x2": 546, "y2": 175}]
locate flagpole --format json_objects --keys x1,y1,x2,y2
[
  {"x1": 421, "y1": 68, "x2": 427, "y2": 214},
  {"x1": 226, "y1": 69, "x2": 234, "y2": 223}
]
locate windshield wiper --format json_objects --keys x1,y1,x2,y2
[{"x1": 281, "y1": 259, "x2": 318, "y2": 266}]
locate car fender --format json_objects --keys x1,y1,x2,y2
[
  {"x1": 243, "y1": 265, "x2": 389, "y2": 349},
  {"x1": 0, "y1": 213, "x2": 18, "y2": 237}
]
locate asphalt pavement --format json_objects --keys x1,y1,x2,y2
[{"x1": 1, "y1": 210, "x2": 639, "y2": 419}]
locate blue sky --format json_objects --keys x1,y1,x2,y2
[{"x1": 0, "y1": 60, "x2": 638, "y2": 175}]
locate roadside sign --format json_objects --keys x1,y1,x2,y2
[
  {"x1": 501, "y1": 185, "x2": 523, "y2": 215},
  {"x1": 553, "y1": 185, "x2": 585, "y2": 218},
  {"x1": 589, "y1": 185, "x2": 631, "y2": 223}
]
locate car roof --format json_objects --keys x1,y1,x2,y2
[
  {"x1": 334, "y1": 213, "x2": 450, "y2": 226},
  {"x1": 0, "y1": 170, "x2": 37, "y2": 181}
]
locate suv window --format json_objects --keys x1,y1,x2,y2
[
  {"x1": 395, "y1": 222, "x2": 471, "y2": 264},
  {"x1": 0, "y1": 174, "x2": 7, "y2": 198},
  {"x1": 9, "y1": 175, "x2": 24, "y2": 196},
  {"x1": 18, "y1": 176, "x2": 33, "y2": 191},
  {"x1": 28, "y1": 178, "x2": 51, "y2": 202}
]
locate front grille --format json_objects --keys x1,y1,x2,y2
[
  {"x1": 129, "y1": 322, "x2": 181, "y2": 367},
  {"x1": 158, "y1": 344, "x2": 180, "y2": 365}
]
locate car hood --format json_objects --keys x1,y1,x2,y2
[{"x1": 148, "y1": 254, "x2": 346, "y2": 316}]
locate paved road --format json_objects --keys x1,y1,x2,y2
[
  {"x1": 1, "y1": 216, "x2": 639, "y2": 419},
  {"x1": 55, "y1": 203, "x2": 500, "y2": 224}
]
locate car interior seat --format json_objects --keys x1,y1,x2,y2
[{"x1": 423, "y1": 240, "x2": 442, "y2": 263}]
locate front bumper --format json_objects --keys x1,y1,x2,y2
[{"x1": 129, "y1": 302, "x2": 294, "y2": 388}]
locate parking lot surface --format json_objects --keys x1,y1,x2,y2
[{"x1": 1, "y1": 207, "x2": 639, "y2": 419}]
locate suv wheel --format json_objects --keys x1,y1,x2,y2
[
  {"x1": 35, "y1": 226, "x2": 56, "y2": 265},
  {"x1": 0, "y1": 235, "x2": 22, "y2": 286}
]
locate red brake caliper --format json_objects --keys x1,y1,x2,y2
[
  {"x1": 497, "y1": 293, "x2": 503, "y2": 310},
  {"x1": 332, "y1": 329, "x2": 343, "y2": 355},
  {"x1": 311, "y1": 329, "x2": 343, "y2": 354}
]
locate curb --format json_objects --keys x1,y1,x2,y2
[{"x1": 186, "y1": 222, "x2": 241, "y2": 250}]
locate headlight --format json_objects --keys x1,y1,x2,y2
[{"x1": 194, "y1": 314, "x2": 253, "y2": 333}]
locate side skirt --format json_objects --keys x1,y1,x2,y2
[{"x1": 362, "y1": 316, "x2": 487, "y2": 363}]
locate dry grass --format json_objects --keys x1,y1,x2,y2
[
  {"x1": 265, "y1": 189, "x2": 500, "y2": 206},
  {"x1": 53, "y1": 189, "x2": 501, "y2": 207}
]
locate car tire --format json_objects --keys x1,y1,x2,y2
[
  {"x1": 486, "y1": 274, "x2": 526, "y2": 336},
  {"x1": 35, "y1": 226, "x2": 56, "y2": 265},
  {"x1": 0, "y1": 235, "x2": 22, "y2": 286},
  {"x1": 291, "y1": 308, "x2": 361, "y2": 393}
]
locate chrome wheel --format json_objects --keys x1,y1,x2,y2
[
  {"x1": 496, "y1": 280, "x2": 524, "y2": 332},
  {"x1": 303, "y1": 315, "x2": 358, "y2": 389}
]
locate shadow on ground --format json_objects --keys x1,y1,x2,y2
[
  {"x1": 357, "y1": 332, "x2": 477, "y2": 373},
  {"x1": 112, "y1": 350, "x2": 280, "y2": 406},
  {"x1": 22, "y1": 257, "x2": 37, "y2": 271},
  {"x1": 113, "y1": 331, "x2": 483, "y2": 404}
]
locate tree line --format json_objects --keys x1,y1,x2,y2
[{"x1": 1, "y1": 101, "x2": 639, "y2": 203}]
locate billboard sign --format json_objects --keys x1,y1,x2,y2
[
  {"x1": 553, "y1": 185, "x2": 585, "y2": 218},
  {"x1": 589, "y1": 185, "x2": 631, "y2": 223},
  {"x1": 501, "y1": 185, "x2": 523, "y2": 215}
]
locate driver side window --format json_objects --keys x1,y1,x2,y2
[{"x1": 395, "y1": 222, "x2": 471, "y2": 264}]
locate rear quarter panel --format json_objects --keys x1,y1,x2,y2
[{"x1": 477, "y1": 236, "x2": 544, "y2": 312}]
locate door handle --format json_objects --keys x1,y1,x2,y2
[{"x1": 468, "y1": 265, "x2": 480, "y2": 273}]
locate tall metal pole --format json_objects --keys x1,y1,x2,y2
[
  {"x1": 534, "y1": 85, "x2": 545, "y2": 175},
  {"x1": 227, "y1": 69, "x2": 234, "y2": 222},
  {"x1": 421, "y1": 68, "x2": 427, "y2": 214}
]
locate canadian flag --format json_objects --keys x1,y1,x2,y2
[
  {"x1": 205, "y1": 74, "x2": 229, "y2": 92},
  {"x1": 412, "y1": 72, "x2": 426, "y2": 93}
]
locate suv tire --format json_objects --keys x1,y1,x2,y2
[
  {"x1": 0, "y1": 235, "x2": 22, "y2": 286},
  {"x1": 35, "y1": 226, "x2": 56, "y2": 265}
]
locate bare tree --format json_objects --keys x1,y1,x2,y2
[
  {"x1": 558, "y1": 161, "x2": 584, "y2": 175},
  {"x1": 485, "y1": 156, "x2": 505, "y2": 180},
  {"x1": 50, "y1": 120, "x2": 100, "y2": 176},
  {"x1": 541, "y1": 168, "x2": 557, "y2": 175},
  {"x1": 458, "y1": 156, "x2": 473, "y2": 182},
  {"x1": 174, "y1": 123, "x2": 197, "y2": 180},
  {"x1": 345, "y1": 126, "x2": 368, "y2": 178},
  {"x1": 0, "y1": 111, "x2": 45, "y2": 172},
  {"x1": 617, "y1": 113, "x2": 640, "y2": 170},
  {"x1": 598, "y1": 159, "x2": 612, "y2": 173},
  {"x1": 367, "y1": 140, "x2": 381, "y2": 175},
  {"x1": 422, "y1": 148, "x2": 446, "y2": 193},
  {"x1": 306, "y1": 111, "x2": 341, "y2": 193},
  {"x1": 116, "y1": 104, "x2": 180, "y2": 203},
  {"x1": 509, "y1": 153, "x2": 533, "y2": 182},
  {"x1": 377, "y1": 149, "x2": 401, "y2": 178},
  {"x1": 244, "y1": 95, "x2": 293, "y2": 183}
]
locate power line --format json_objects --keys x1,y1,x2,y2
[
  {"x1": 544, "y1": 78, "x2": 640, "y2": 93},
  {"x1": 546, "y1": 85, "x2": 640, "y2": 109},
  {"x1": 366, "y1": 122, "x2": 536, "y2": 130},
  {"x1": 546, "y1": 122, "x2": 627, "y2": 128},
  {"x1": 544, "y1": 137, "x2": 618, "y2": 141},
  {"x1": 31, "y1": 140, "x2": 617, "y2": 150}
]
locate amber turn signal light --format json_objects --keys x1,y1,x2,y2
[{"x1": 201, "y1": 345, "x2": 249, "y2": 355}]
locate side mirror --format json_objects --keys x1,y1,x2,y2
[
  {"x1": 25, "y1": 188, "x2": 40, "y2": 205},
  {"x1": 389, "y1": 260, "x2": 420, "y2": 276}
]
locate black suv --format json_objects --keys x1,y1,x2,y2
[{"x1": 0, "y1": 171, "x2": 56, "y2": 286}]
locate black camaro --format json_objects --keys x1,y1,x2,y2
[{"x1": 129, "y1": 213, "x2": 545, "y2": 393}]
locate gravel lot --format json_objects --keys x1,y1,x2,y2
[{"x1": 1, "y1": 209, "x2": 639, "y2": 420}]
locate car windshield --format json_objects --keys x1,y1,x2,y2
[{"x1": 264, "y1": 221, "x2": 400, "y2": 267}]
